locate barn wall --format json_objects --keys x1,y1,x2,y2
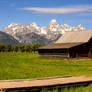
[
  {"x1": 39, "y1": 53, "x2": 69, "y2": 58},
  {"x1": 69, "y1": 42, "x2": 92, "y2": 58},
  {"x1": 38, "y1": 49, "x2": 69, "y2": 58},
  {"x1": 88, "y1": 38, "x2": 92, "y2": 58},
  {"x1": 69, "y1": 48, "x2": 77, "y2": 58},
  {"x1": 38, "y1": 39, "x2": 92, "y2": 58}
]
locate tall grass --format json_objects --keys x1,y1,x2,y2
[
  {"x1": 41, "y1": 87, "x2": 92, "y2": 92},
  {"x1": 0, "y1": 52, "x2": 92, "y2": 80}
]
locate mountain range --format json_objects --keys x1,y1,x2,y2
[
  {"x1": 0, "y1": 19, "x2": 85, "y2": 44},
  {"x1": 0, "y1": 31, "x2": 19, "y2": 44}
]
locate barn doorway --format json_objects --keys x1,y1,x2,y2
[{"x1": 69, "y1": 48, "x2": 76, "y2": 58}]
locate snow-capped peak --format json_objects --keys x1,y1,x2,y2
[
  {"x1": 61, "y1": 24, "x2": 70, "y2": 28},
  {"x1": 50, "y1": 19, "x2": 56, "y2": 23},
  {"x1": 76, "y1": 24, "x2": 83, "y2": 27},
  {"x1": 75, "y1": 24, "x2": 85, "y2": 30},
  {"x1": 31, "y1": 22, "x2": 40, "y2": 30},
  {"x1": 2, "y1": 19, "x2": 85, "y2": 44},
  {"x1": 76, "y1": 24, "x2": 84, "y2": 29},
  {"x1": 8, "y1": 23, "x2": 22, "y2": 28},
  {"x1": 32, "y1": 22, "x2": 38, "y2": 27},
  {"x1": 49, "y1": 19, "x2": 57, "y2": 24}
]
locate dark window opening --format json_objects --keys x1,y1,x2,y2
[{"x1": 38, "y1": 49, "x2": 68, "y2": 54}]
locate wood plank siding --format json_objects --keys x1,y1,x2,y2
[{"x1": 38, "y1": 30, "x2": 92, "y2": 58}]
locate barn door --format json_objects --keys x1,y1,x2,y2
[
  {"x1": 69, "y1": 48, "x2": 76, "y2": 58},
  {"x1": 88, "y1": 49, "x2": 92, "y2": 58}
]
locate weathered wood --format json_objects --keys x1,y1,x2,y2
[
  {"x1": 39, "y1": 53, "x2": 68, "y2": 58},
  {"x1": 38, "y1": 37, "x2": 92, "y2": 58},
  {"x1": 0, "y1": 76, "x2": 92, "y2": 92}
]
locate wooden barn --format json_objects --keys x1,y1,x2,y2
[{"x1": 38, "y1": 30, "x2": 92, "y2": 58}]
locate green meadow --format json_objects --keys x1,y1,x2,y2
[
  {"x1": 41, "y1": 87, "x2": 92, "y2": 92},
  {"x1": 0, "y1": 52, "x2": 92, "y2": 80}
]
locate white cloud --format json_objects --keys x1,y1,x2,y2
[{"x1": 21, "y1": 5, "x2": 92, "y2": 14}]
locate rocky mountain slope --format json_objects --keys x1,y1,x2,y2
[
  {"x1": 0, "y1": 31, "x2": 19, "y2": 44},
  {"x1": 1, "y1": 19, "x2": 85, "y2": 44}
]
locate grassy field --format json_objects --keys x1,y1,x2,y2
[
  {"x1": 0, "y1": 52, "x2": 92, "y2": 80},
  {"x1": 41, "y1": 87, "x2": 92, "y2": 92}
]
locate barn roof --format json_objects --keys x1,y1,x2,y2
[
  {"x1": 39, "y1": 29, "x2": 92, "y2": 49},
  {"x1": 39, "y1": 42, "x2": 84, "y2": 49},
  {"x1": 56, "y1": 29, "x2": 92, "y2": 43}
]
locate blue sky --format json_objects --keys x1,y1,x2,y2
[{"x1": 0, "y1": 0, "x2": 92, "y2": 29}]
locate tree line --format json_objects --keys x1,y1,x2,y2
[{"x1": 0, "y1": 43, "x2": 44, "y2": 53}]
